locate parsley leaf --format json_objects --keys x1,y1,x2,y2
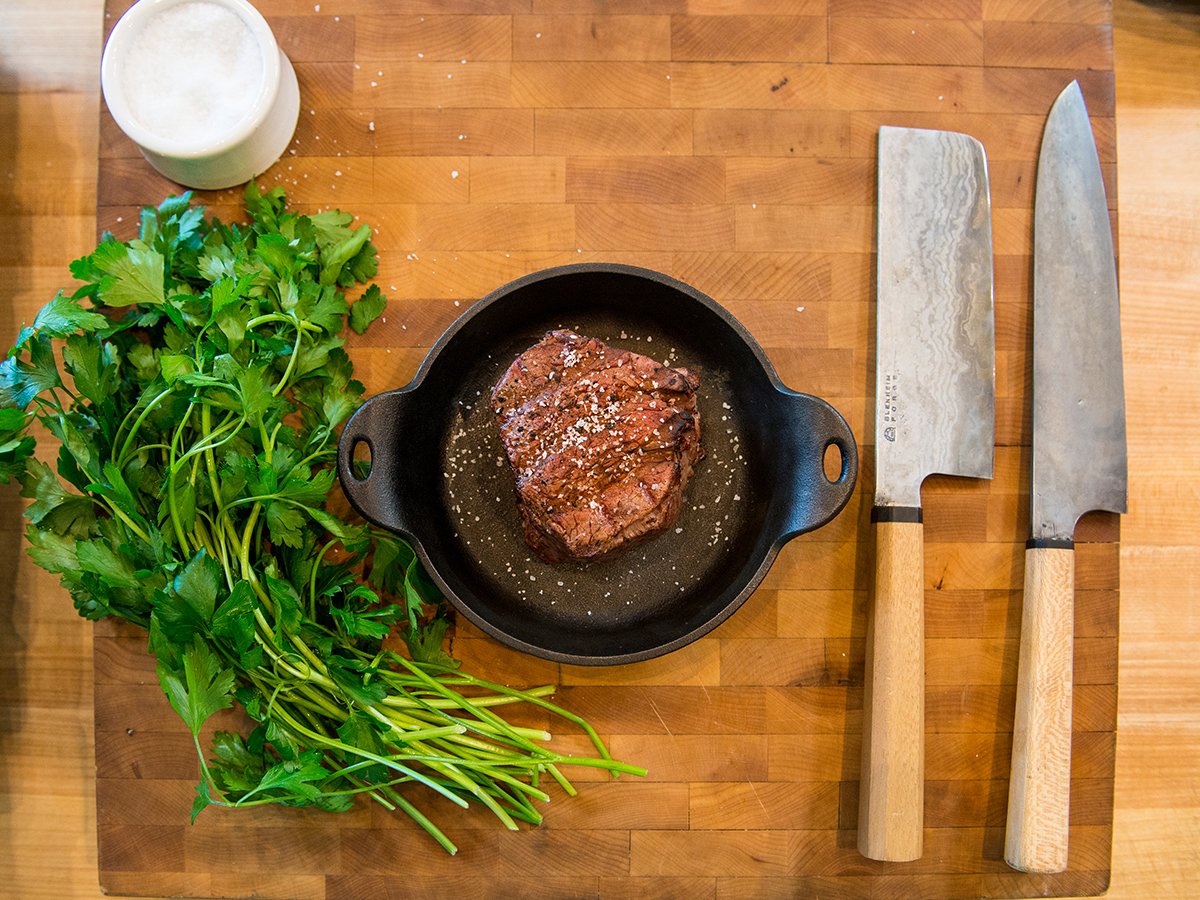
[
  {"x1": 24, "y1": 526, "x2": 79, "y2": 574},
  {"x1": 20, "y1": 457, "x2": 95, "y2": 536},
  {"x1": 0, "y1": 407, "x2": 34, "y2": 483},
  {"x1": 11, "y1": 292, "x2": 109, "y2": 352},
  {"x1": 157, "y1": 639, "x2": 235, "y2": 737},
  {"x1": 76, "y1": 537, "x2": 141, "y2": 590},
  {"x1": 154, "y1": 550, "x2": 220, "y2": 643},
  {"x1": 349, "y1": 284, "x2": 387, "y2": 335},
  {"x1": 191, "y1": 777, "x2": 217, "y2": 824},
  {"x1": 0, "y1": 333, "x2": 62, "y2": 409},
  {"x1": 211, "y1": 580, "x2": 260, "y2": 664},
  {"x1": 92, "y1": 240, "x2": 167, "y2": 307},
  {"x1": 237, "y1": 749, "x2": 329, "y2": 804}
]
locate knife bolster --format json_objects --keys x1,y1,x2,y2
[
  {"x1": 871, "y1": 504, "x2": 922, "y2": 524},
  {"x1": 1026, "y1": 536, "x2": 1075, "y2": 550}
]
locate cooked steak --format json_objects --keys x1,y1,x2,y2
[{"x1": 491, "y1": 329, "x2": 703, "y2": 564}]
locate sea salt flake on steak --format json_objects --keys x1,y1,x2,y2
[{"x1": 491, "y1": 329, "x2": 703, "y2": 564}]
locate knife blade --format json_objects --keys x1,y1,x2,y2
[
  {"x1": 860, "y1": 127, "x2": 995, "y2": 862},
  {"x1": 1005, "y1": 80, "x2": 1127, "y2": 875}
]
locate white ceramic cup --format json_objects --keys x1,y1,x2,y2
[{"x1": 100, "y1": 0, "x2": 300, "y2": 190}]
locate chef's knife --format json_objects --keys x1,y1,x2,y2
[
  {"x1": 861, "y1": 127, "x2": 995, "y2": 862},
  {"x1": 1004, "y1": 80, "x2": 1127, "y2": 875}
]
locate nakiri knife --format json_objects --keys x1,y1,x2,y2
[
  {"x1": 1005, "y1": 80, "x2": 1127, "y2": 875},
  {"x1": 860, "y1": 127, "x2": 995, "y2": 862}
]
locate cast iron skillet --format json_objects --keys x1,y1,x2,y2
[{"x1": 337, "y1": 263, "x2": 857, "y2": 665}]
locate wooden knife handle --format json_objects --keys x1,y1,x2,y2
[
  {"x1": 859, "y1": 515, "x2": 925, "y2": 862},
  {"x1": 1005, "y1": 544, "x2": 1076, "y2": 874}
]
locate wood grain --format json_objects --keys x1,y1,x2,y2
[
  {"x1": 1006, "y1": 546, "x2": 1077, "y2": 873},
  {"x1": 1, "y1": 0, "x2": 1197, "y2": 898},
  {"x1": 859, "y1": 518, "x2": 926, "y2": 861},
  {"x1": 91, "y1": 0, "x2": 1117, "y2": 891}
]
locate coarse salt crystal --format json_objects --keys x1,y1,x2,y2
[{"x1": 122, "y1": 1, "x2": 265, "y2": 147}]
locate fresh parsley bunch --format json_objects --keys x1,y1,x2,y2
[{"x1": 0, "y1": 185, "x2": 641, "y2": 854}]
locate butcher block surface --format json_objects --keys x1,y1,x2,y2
[{"x1": 93, "y1": 1, "x2": 1119, "y2": 897}]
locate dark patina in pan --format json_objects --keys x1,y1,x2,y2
[{"x1": 337, "y1": 263, "x2": 858, "y2": 665}]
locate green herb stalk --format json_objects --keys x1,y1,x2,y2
[{"x1": 0, "y1": 185, "x2": 643, "y2": 854}]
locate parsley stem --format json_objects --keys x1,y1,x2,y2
[
  {"x1": 267, "y1": 704, "x2": 471, "y2": 810},
  {"x1": 192, "y1": 734, "x2": 225, "y2": 809},
  {"x1": 53, "y1": 383, "x2": 77, "y2": 405},
  {"x1": 409, "y1": 714, "x2": 552, "y2": 747},
  {"x1": 273, "y1": 321, "x2": 305, "y2": 397},
  {"x1": 288, "y1": 631, "x2": 333, "y2": 681},
  {"x1": 114, "y1": 385, "x2": 172, "y2": 468},
  {"x1": 371, "y1": 786, "x2": 459, "y2": 855},
  {"x1": 190, "y1": 516, "x2": 219, "y2": 566},
  {"x1": 165, "y1": 402, "x2": 197, "y2": 554},
  {"x1": 246, "y1": 312, "x2": 323, "y2": 333},
  {"x1": 96, "y1": 496, "x2": 152, "y2": 545},
  {"x1": 200, "y1": 405, "x2": 225, "y2": 521},
  {"x1": 295, "y1": 698, "x2": 335, "y2": 739},
  {"x1": 389, "y1": 659, "x2": 550, "y2": 755},
  {"x1": 175, "y1": 407, "x2": 245, "y2": 466},
  {"x1": 256, "y1": 630, "x2": 323, "y2": 685},
  {"x1": 334, "y1": 698, "x2": 522, "y2": 829},
  {"x1": 364, "y1": 704, "x2": 462, "y2": 745},
  {"x1": 282, "y1": 687, "x2": 351, "y2": 725},
  {"x1": 417, "y1": 662, "x2": 624, "y2": 770},
  {"x1": 386, "y1": 723, "x2": 471, "y2": 744},
  {"x1": 195, "y1": 512, "x2": 233, "y2": 590},
  {"x1": 296, "y1": 427, "x2": 334, "y2": 471},
  {"x1": 377, "y1": 686, "x2": 556, "y2": 710},
  {"x1": 308, "y1": 540, "x2": 335, "y2": 620},
  {"x1": 239, "y1": 503, "x2": 263, "y2": 587}
]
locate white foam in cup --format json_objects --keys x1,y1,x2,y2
[{"x1": 101, "y1": 0, "x2": 300, "y2": 190}]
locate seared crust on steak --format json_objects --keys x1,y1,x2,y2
[{"x1": 491, "y1": 330, "x2": 703, "y2": 564}]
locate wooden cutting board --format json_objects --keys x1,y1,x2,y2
[{"x1": 93, "y1": 1, "x2": 1119, "y2": 897}]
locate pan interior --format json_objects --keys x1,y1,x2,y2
[{"x1": 413, "y1": 269, "x2": 780, "y2": 661}]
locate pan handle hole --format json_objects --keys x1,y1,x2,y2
[
  {"x1": 351, "y1": 438, "x2": 373, "y2": 481},
  {"x1": 823, "y1": 440, "x2": 845, "y2": 483}
]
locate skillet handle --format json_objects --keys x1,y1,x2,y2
[
  {"x1": 775, "y1": 390, "x2": 858, "y2": 538},
  {"x1": 336, "y1": 389, "x2": 416, "y2": 535}
]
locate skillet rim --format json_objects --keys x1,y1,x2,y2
[{"x1": 408, "y1": 262, "x2": 790, "y2": 396}]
